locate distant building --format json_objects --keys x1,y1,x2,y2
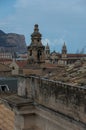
[
  {"x1": 50, "y1": 44, "x2": 86, "y2": 65},
  {"x1": 0, "y1": 52, "x2": 12, "y2": 59},
  {"x1": 16, "y1": 52, "x2": 28, "y2": 61},
  {"x1": 0, "y1": 63, "x2": 11, "y2": 76},
  {"x1": 9, "y1": 60, "x2": 27, "y2": 75},
  {"x1": 27, "y1": 25, "x2": 86, "y2": 66}
]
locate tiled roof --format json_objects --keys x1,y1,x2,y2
[
  {"x1": 0, "y1": 59, "x2": 12, "y2": 61},
  {"x1": 41, "y1": 63, "x2": 57, "y2": 68},
  {"x1": 67, "y1": 54, "x2": 86, "y2": 58},
  {"x1": 16, "y1": 60, "x2": 27, "y2": 68},
  {"x1": 0, "y1": 59, "x2": 12, "y2": 66},
  {"x1": 0, "y1": 63, "x2": 11, "y2": 72}
]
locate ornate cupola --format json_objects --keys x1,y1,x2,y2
[
  {"x1": 28, "y1": 24, "x2": 45, "y2": 64},
  {"x1": 30, "y1": 24, "x2": 42, "y2": 46}
]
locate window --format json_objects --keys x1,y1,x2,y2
[
  {"x1": 12, "y1": 66, "x2": 15, "y2": 70},
  {"x1": 37, "y1": 50, "x2": 41, "y2": 60},
  {"x1": 30, "y1": 50, "x2": 32, "y2": 56},
  {"x1": 0, "y1": 84, "x2": 9, "y2": 92}
]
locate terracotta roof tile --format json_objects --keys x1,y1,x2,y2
[
  {"x1": 16, "y1": 61, "x2": 27, "y2": 68},
  {"x1": 67, "y1": 54, "x2": 86, "y2": 58},
  {"x1": 0, "y1": 63, "x2": 11, "y2": 71},
  {"x1": 42, "y1": 63, "x2": 57, "y2": 68}
]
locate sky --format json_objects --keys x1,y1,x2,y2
[{"x1": 0, "y1": 0, "x2": 86, "y2": 53}]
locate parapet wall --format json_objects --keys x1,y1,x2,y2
[{"x1": 18, "y1": 75, "x2": 86, "y2": 126}]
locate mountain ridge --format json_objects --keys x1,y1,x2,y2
[{"x1": 0, "y1": 30, "x2": 27, "y2": 53}]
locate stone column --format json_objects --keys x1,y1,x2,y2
[{"x1": 17, "y1": 76, "x2": 33, "y2": 99}]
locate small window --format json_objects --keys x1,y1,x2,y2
[
  {"x1": 0, "y1": 85, "x2": 9, "y2": 92},
  {"x1": 12, "y1": 66, "x2": 15, "y2": 70},
  {"x1": 37, "y1": 50, "x2": 41, "y2": 60},
  {"x1": 30, "y1": 50, "x2": 32, "y2": 56}
]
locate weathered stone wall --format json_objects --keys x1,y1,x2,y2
[
  {"x1": 17, "y1": 75, "x2": 86, "y2": 130},
  {"x1": 32, "y1": 77, "x2": 86, "y2": 124},
  {"x1": 18, "y1": 76, "x2": 33, "y2": 98},
  {"x1": 24, "y1": 113, "x2": 66, "y2": 130}
]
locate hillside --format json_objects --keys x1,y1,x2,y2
[{"x1": 0, "y1": 30, "x2": 27, "y2": 53}]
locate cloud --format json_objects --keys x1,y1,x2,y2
[
  {"x1": 0, "y1": 22, "x2": 8, "y2": 26},
  {"x1": 0, "y1": 0, "x2": 86, "y2": 53},
  {"x1": 14, "y1": 0, "x2": 29, "y2": 8},
  {"x1": 2, "y1": 0, "x2": 86, "y2": 30},
  {"x1": 42, "y1": 39, "x2": 50, "y2": 46},
  {"x1": 42, "y1": 38, "x2": 66, "y2": 52},
  {"x1": 14, "y1": 0, "x2": 86, "y2": 14},
  {"x1": 54, "y1": 38, "x2": 65, "y2": 45}
]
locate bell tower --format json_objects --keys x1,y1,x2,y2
[
  {"x1": 45, "y1": 43, "x2": 50, "y2": 58},
  {"x1": 62, "y1": 42, "x2": 67, "y2": 58},
  {"x1": 28, "y1": 24, "x2": 45, "y2": 64},
  {"x1": 61, "y1": 42, "x2": 67, "y2": 65}
]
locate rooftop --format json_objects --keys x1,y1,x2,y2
[
  {"x1": 0, "y1": 94, "x2": 33, "y2": 107},
  {"x1": 49, "y1": 60, "x2": 86, "y2": 86}
]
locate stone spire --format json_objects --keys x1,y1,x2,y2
[
  {"x1": 45, "y1": 43, "x2": 50, "y2": 59},
  {"x1": 61, "y1": 42, "x2": 67, "y2": 65},
  {"x1": 46, "y1": 43, "x2": 50, "y2": 50},
  {"x1": 62, "y1": 42, "x2": 67, "y2": 54}
]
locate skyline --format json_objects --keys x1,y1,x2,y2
[{"x1": 0, "y1": 0, "x2": 86, "y2": 53}]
